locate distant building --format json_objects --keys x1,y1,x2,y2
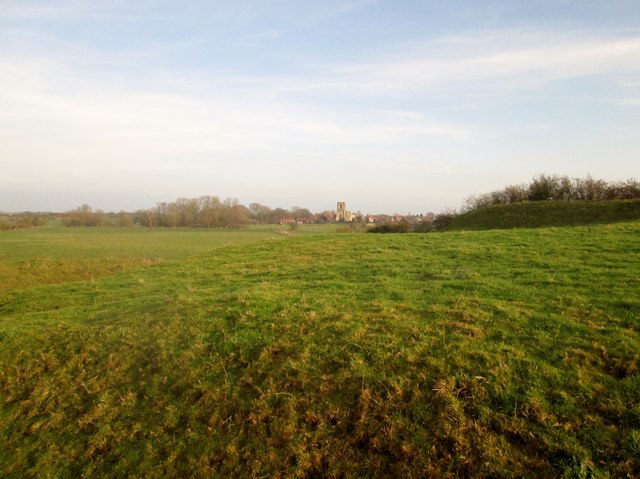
[
  {"x1": 336, "y1": 202, "x2": 346, "y2": 222},
  {"x1": 336, "y1": 202, "x2": 354, "y2": 222}
]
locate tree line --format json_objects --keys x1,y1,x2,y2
[
  {"x1": 58, "y1": 197, "x2": 326, "y2": 228},
  {"x1": 134, "y1": 197, "x2": 323, "y2": 228},
  {"x1": 462, "y1": 174, "x2": 640, "y2": 213},
  {"x1": 0, "y1": 213, "x2": 49, "y2": 231},
  {"x1": 4, "y1": 174, "x2": 638, "y2": 230}
]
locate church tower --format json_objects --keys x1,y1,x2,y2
[{"x1": 336, "y1": 202, "x2": 346, "y2": 222}]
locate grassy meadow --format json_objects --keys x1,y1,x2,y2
[
  {"x1": 0, "y1": 227, "x2": 285, "y2": 292},
  {"x1": 1, "y1": 222, "x2": 639, "y2": 477}
]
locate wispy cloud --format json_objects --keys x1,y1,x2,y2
[
  {"x1": 0, "y1": 1, "x2": 162, "y2": 23},
  {"x1": 0, "y1": 53, "x2": 470, "y2": 187},
  {"x1": 245, "y1": 30, "x2": 280, "y2": 41},
  {"x1": 3, "y1": 29, "x2": 637, "y2": 166},
  {"x1": 328, "y1": 31, "x2": 640, "y2": 95},
  {"x1": 313, "y1": 0, "x2": 375, "y2": 21},
  {"x1": 234, "y1": 30, "x2": 281, "y2": 47}
]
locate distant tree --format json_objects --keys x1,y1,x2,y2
[
  {"x1": 134, "y1": 209, "x2": 154, "y2": 227},
  {"x1": 226, "y1": 204, "x2": 251, "y2": 228},
  {"x1": 503, "y1": 184, "x2": 528, "y2": 203},
  {"x1": 117, "y1": 211, "x2": 134, "y2": 227},
  {"x1": 414, "y1": 220, "x2": 435, "y2": 233},
  {"x1": 461, "y1": 174, "x2": 640, "y2": 213},
  {"x1": 292, "y1": 206, "x2": 313, "y2": 221},
  {"x1": 369, "y1": 220, "x2": 410, "y2": 233},
  {"x1": 249, "y1": 203, "x2": 272, "y2": 224},
  {"x1": 136, "y1": 196, "x2": 252, "y2": 228},
  {"x1": 573, "y1": 175, "x2": 607, "y2": 201},
  {"x1": 62, "y1": 205, "x2": 104, "y2": 227},
  {"x1": 0, "y1": 213, "x2": 48, "y2": 231},
  {"x1": 557, "y1": 176, "x2": 575, "y2": 201},
  {"x1": 199, "y1": 196, "x2": 223, "y2": 227},
  {"x1": 605, "y1": 178, "x2": 640, "y2": 199},
  {"x1": 528, "y1": 174, "x2": 561, "y2": 201},
  {"x1": 270, "y1": 208, "x2": 292, "y2": 224},
  {"x1": 432, "y1": 211, "x2": 456, "y2": 231},
  {"x1": 175, "y1": 198, "x2": 199, "y2": 227}
]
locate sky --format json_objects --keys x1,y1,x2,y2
[{"x1": 1, "y1": 1, "x2": 639, "y2": 215}]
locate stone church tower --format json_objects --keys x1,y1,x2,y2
[{"x1": 336, "y1": 202, "x2": 346, "y2": 222}]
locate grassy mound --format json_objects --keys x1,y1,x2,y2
[
  {"x1": 1, "y1": 224, "x2": 639, "y2": 477},
  {"x1": 448, "y1": 199, "x2": 640, "y2": 231}
]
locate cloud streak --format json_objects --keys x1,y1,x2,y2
[{"x1": 326, "y1": 31, "x2": 640, "y2": 95}]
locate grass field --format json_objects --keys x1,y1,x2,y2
[
  {"x1": 1, "y1": 223, "x2": 639, "y2": 477},
  {"x1": 0, "y1": 227, "x2": 287, "y2": 292}
]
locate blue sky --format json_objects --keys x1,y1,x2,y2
[{"x1": 1, "y1": 1, "x2": 639, "y2": 214}]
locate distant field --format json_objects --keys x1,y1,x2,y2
[
  {"x1": 0, "y1": 226, "x2": 291, "y2": 292},
  {"x1": 1, "y1": 223, "x2": 639, "y2": 477}
]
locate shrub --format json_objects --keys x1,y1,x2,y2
[
  {"x1": 369, "y1": 220, "x2": 410, "y2": 233},
  {"x1": 462, "y1": 174, "x2": 640, "y2": 213}
]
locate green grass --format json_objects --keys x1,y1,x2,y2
[
  {"x1": 448, "y1": 199, "x2": 640, "y2": 231},
  {"x1": 0, "y1": 226, "x2": 286, "y2": 292},
  {"x1": 1, "y1": 223, "x2": 639, "y2": 477}
]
